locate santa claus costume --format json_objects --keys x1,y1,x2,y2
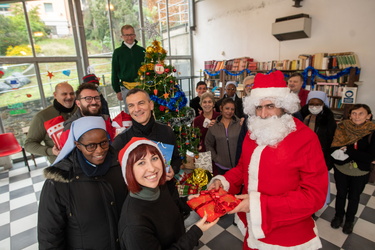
[{"x1": 212, "y1": 71, "x2": 328, "y2": 250}]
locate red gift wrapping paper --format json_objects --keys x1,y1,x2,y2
[{"x1": 187, "y1": 188, "x2": 241, "y2": 222}]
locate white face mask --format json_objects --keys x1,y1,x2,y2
[{"x1": 308, "y1": 105, "x2": 323, "y2": 115}]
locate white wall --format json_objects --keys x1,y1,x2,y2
[{"x1": 193, "y1": 0, "x2": 375, "y2": 111}]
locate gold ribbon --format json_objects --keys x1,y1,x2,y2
[{"x1": 186, "y1": 168, "x2": 209, "y2": 187}]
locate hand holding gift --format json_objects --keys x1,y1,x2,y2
[
  {"x1": 228, "y1": 194, "x2": 250, "y2": 214},
  {"x1": 187, "y1": 188, "x2": 241, "y2": 222}
]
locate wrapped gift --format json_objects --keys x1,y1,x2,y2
[
  {"x1": 187, "y1": 188, "x2": 241, "y2": 222},
  {"x1": 175, "y1": 169, "x2": 212, "y2": 196}
]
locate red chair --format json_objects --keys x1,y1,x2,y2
[{"x1": 0, "y1": 133, "x2": 30, "y2": 171}]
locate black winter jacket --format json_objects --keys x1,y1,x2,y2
[
  {"x1": 300, "y1": 105, "x2": 337, "y2": 170},
  {"x1": 112, "y1": 120, "x2": 182, "y2": 175},
  {"x1": 37, "y1": 147, "x2": 127, "y2": 250}
]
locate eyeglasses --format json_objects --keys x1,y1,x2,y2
[
  {"x1": 78, "y1": 96, "x2": 101, "y2": 102},
  {"x1": 308, "y1": 104, "x2": 323, "y2": 107},
  {"x1": 122, "y1": 34, "x2": 135, "y2": 37},
  {"x1": 77, "y1": 140, "x2": 109, "y2": 152}
]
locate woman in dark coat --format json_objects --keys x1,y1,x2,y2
[
  {"x1": 300, "y1": 91, "x2": 337, "y2": 170},
  {"x1": 117, "y1": 137, "x2": 218, "y2": 250},
  {"x1": 38, "y1": 116, "x2": 127, "y2": 249}
]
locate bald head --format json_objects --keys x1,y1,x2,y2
[{"x1": 54, "y1": 82, "x2": 75, "y2": 108}]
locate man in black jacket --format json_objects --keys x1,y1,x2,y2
[{"x1": 112, "y1": 88, "x2": 181, "y2": 177}]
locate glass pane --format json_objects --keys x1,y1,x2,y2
[
  {"x1": 168, "y1": 0, "x2": 189, "y2": 29},
  {"x1": 88, "y1": 58, "x2": 121, "y2": 118},
  {"x1": 0, "y1": 63, "x2": 41, "y2": 145},
  {"x1": 81, "y1": 0, "x2": 112, "y2": 56},
  {"x1": 26, "y1": 0, "x2": 76, "y2": 56},
  {"x1": 82, "y1": 0, "x2": 141, "y2": 55},
  {"x1": 170, "y1": 59, "x2": 194, "y2": 98},
  {"x1": 142, "y1": 0, "x2": 162, "y2": 45},
  {"x1": 38, "y1": 62, "x2": 80, "y2": 107},
  {"x1": 144, "y1": 0, "x2": 190, "y2": 56},
  {"x1": 111, "y1": 0, "x2": 142, "y2": 47},
  {"x1": 0, "y1": 2, "x2": 32, "y2": 57}
]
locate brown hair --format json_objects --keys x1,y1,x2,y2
[
  {"x1": 289, "y1": 72, "x2": 303, "y2": 81},
  {"x1": 125, "y1": 144, "x2": 166, "y2": 193},
  {"x1": 121, "y1": 25, "x2": 135, "y2": 34},
  {"x1": 349, "y1": 104, "x2": 373, "y2": 121},
  {"x1": 76, "y1": 83, "x2": 99, "y2": 99}
]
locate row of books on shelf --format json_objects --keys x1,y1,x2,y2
[
  {"x1": 204, "y1": 57, "x2": 257, "y2": 72},
  {"x1": 204, "y1": 52, "x2": 360, "y2": 72},
  {"x1": 315, "y1": 84, "x2": 358, "y2": 109},
  {"x1": 315, "y1": 82, "x2": 345, "y2": 97},
  {"x1": 298, "y1": 52, "x2": 360, "y2": 70}
]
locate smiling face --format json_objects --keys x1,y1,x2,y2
[
  {"x1": 133, "y1": 150, "x2": 164, "y2": 189},
  {"x1": 288, "y1": 75, "x2": 303, "y2": 93},
  {"x1": 220, "y1": 102, "x2": 235, "y2": 119},
  {"x1": 76, "y1": 89, "x2": 102, "y2": 116},
  {"x1": 54, "y1": 82, "x2": 75, "y2": 109},
  {"x1": 350, "y1": 107, "x2": 371, "y2": 125},
  {"x1": 76, "y1": 129, "x2": 109, "y2": 165},
  {"x1": 201, "y1": 96, "x2": 214, "y2": 113},
  {"x1": 196, "y1": 84, "x2": 207, "y2": 97},
  {"x1": 126, "y1": 91, "x2": 154, "y2": 125},
  {"x1": 121, "y1": 27, "x2": 136, "y2": 44}
]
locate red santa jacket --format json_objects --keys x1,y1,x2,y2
[{"x1": 219, "y1": 118, "x2": 328, "y2": 249}]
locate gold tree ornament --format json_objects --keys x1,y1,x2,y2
[{"x1": 136, "y1": 40, "x2": 200, "y2": 160}]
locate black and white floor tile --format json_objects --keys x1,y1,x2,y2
[{"x1": 1, "y1": 158, "x2": 374, "y2": 249}]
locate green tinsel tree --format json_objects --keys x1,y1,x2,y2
[{"x1": 136, "y1": 40, "x2": 200, "y2": 161}]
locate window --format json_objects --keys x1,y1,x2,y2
[{"x1": 44, "y1": 3, "x2": 53, "y2": 13}]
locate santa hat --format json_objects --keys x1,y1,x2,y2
[
  {"x1": 244, "y1": 70, "x2": 300, "y2": 115},
  {"x1": 82, "y1": 74, "x2": 99, "y2": 85},
  {"x1": 112, "y1": 111, "x2": 132, "y2": 129},
  {"x1": 118, "y1": 137, "x2": 162, "y2": 183}
]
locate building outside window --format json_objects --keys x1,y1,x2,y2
[{"x1": 0, "y1": 0, "x2": 195, "y2": 157}]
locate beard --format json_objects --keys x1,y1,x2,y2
[
  {"x1": 247, "y1": 114, "x2": 296, "y2": 146},
  {"x1": 80, "y1": 104, "x2": 101, "y2": 116}
]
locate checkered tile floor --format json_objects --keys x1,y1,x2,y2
[{"x1": 1, "y1": 158, "x2": 375, "y2": 249}]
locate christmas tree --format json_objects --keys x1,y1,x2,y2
[{"x1": 137, "y1": 40, "x2": 200, "y2": 161}]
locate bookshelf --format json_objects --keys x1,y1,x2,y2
[
  {"x1": 311, "y1": 67, "x2": 359, "y2": 120},
  {"x1": 204, "y1": 66, "x2": 360, "y2": 121}
]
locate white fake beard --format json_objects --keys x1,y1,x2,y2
[{"x1": 247, "y1": 114, "x2": 296, "y2": 146}]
